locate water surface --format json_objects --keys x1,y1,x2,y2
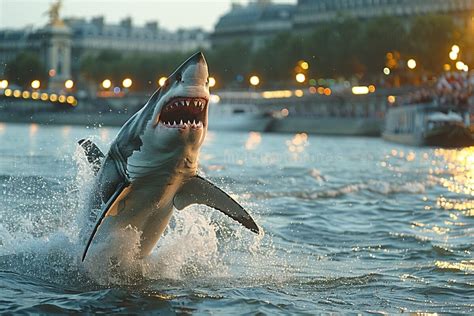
[{"x1": 0, "y1": 123, "x2": 472, "y2": 313}]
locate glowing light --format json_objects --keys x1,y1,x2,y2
[
  {"x1": 286, "y1": 133, "x2": 309, "y2": 154},
  {"x1": 22, "y1": 91, "x2": 30, "y2": 99},
  {"x1": 101, "y1": 79, "x2": 112, "y2": 89},
  {"x1": 4, "y1": 89, "x2": 12, "y2": 97},
  {"x1": 407, "y1": 59, "x2": 417, "y2": 70},
  {"x1": 456, "y1": 61, "x2": 465, "y2": 70},
  {"x1": 443, "y1": 64, "x2": 451, "y2": 71},
  {"x1": 66, "y1": 96, "x2": 75, "y2": 104},
  {"x1": 158, "y1": 77, "x2": 167, "y2": 87},
  {"x1": 317, "y1": 87, "x2": 325, "y2": 94},
  {"x1": 368, "y1": 85, "x2": 376, "y2": 93},
  {"x1": 281, "y1": 108, "x2": 289, "y2": 117},
  {"x1": 29, "y1": 123, "x2": 38, "y2": 137},
  {"x1": 48, "y1": 69, "x2": 56, "y2": 77},
  {"x1": 295, "y1": 73, "x2": 306, "y2": 83},
  {"x1": 463, "y1": 64, "x2": 469, "y2": 72},
  {"x1": 300, "y1": 61, "x2": 309, "y2": 70},
  {"x1": 208, "y1": 77, "x2": 216, "y2": 88},
  {"x1": 387, "y1": 95, "x2": 396, "y2": 104},
  {"x1": 13, "y1": 90, "x2": 21, "y2": 98},
  {"x1": 249, "y1": 75, "x2": 260, "y2": 86},
  {"x1": 65, "y1": 79, "x2": 74, "y2": 89},
  {"x1": 295, "y1": 89, "x2": 304, "y2": 97},
  {"x1": 451, "y1": 45, "x2": 460, "y2": 54},
  {"x1": 323, "y1": 88, "x2": 331, "y2": 96},
  {"x1": 262, "y1": 90, "x2": 292, "y2": 99},
  {"x1": 58, "y1": 95, "x2": 66, "y2": 103},
  {"x1": 122, "y1": 78, "x2": 132, "y2": 88},
  {"x1": 113, "y1": 87, "x2": 121, "y2": 94},
  {"x1": 40, "y1": 93, "x2": 49, "y2": 101},
  {"x1": 383, "y1": 67, "x2": 390, "y2": 75},
  {"x1": 0, "y1": 80, "x2": 8, "y2": 89},
  {"x1": 449, "y1": 51, "x2": 458, "y2": 61},
  {"x1": 245, "y1": 132, "x2": 262, "y2": 150},
  {"x1": 31, "y1": 80, "x2": 40, "y2": 89},
  {"x1": 309, "y1": 86, "x2": 317, "y2": 94},
  {"x1": 209, "y1": 94, "x2": 220, "y2": 103},
  {"x1": 352, "y1": 86, "x2": 369, "y2": 95},
  {"x1": 31, "y1": 92, "x2": 39, "y2": 99},
  {"x1": 49, "y1": 94, "x2": 58, "y2": 102}
]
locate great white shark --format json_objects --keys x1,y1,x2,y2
[{"x1": 79, "y1": 52, "x2": 259, "y2": 262}]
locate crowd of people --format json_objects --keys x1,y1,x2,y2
[{"x1": 400, "y1": 71, "x2": 473, "y2": 107}]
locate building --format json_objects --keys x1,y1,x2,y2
[
  {"x1": 65, "y1": 16, "x2": 209, "y2": 57},
  {"x1": 294, "y1": 0, "x2": 474, "y2": 30},
  {"x1": 212, "y1": 0, "x2": 295, "y2": 50},
  {"x1": 212, "y1": 0, "x2": 474, "y2": 49},
  {"x1": 0, "y1": 6, "x2": 210, "y2": 83}
]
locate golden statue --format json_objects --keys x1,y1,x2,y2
[{"x1": 45, "y1": 0, "x2": 64, "y2": 26}]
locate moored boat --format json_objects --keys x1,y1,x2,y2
[{"x1": 383, "y1": 103, "x2": 473, "y2": 147}]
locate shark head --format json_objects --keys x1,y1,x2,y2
[{"x1": 149, "y1": 52, "x2": 210, "y2": 151}]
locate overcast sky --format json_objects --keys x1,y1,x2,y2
[{"x1": 0, "y1": 0, "x2": 296, "y2": 31}]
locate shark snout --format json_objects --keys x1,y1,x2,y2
[{"x1": 181, "y1": 52, "x2": 208, "y2": 86}]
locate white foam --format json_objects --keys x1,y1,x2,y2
[{"x1": 0, "y1": 144, "x2": 269, "y2": 287}]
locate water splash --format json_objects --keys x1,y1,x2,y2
[{"x1": 0, "y1": 141, "x2": 270, "y2": 288}]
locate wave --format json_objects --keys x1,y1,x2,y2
[
  {"x1": 0, "y1": 147, "x2": 272, "y2": 288},
  {"x1": 251, "y1": 179, "x2": 431, "y2": 200}
]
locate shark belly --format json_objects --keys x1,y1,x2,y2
[{"x1": 96, "y1": 172, "x2": 182, "y2": 257}]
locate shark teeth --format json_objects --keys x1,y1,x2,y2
[
  {"x1": 161, "y1": 120, "x2": 203, "y2": 129},
  {"x1": 160, "y1": 97, "x2": 207, "y2": 129}
]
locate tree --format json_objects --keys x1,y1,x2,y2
[{"x1": 5, "y1": 52, "x2": 46, "y2": 87}]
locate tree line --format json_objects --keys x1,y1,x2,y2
[{"x1": 3, "y1": 14, "x2": 472, "y2": 90}]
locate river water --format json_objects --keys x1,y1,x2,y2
[{"x1": 0, "y1": 122, "x2": 472, "y2": 314}]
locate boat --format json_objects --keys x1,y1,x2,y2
[
  {"x1": 382, "y1": 103, "x2": 474, "y2": 147},
  {"x1": 208, "y1": 89, "x2": 390, "y2": 135},
  {"x1": 383, "y1": 71, "x2": 474, "y2": 148},
  {"x1": 208, "y1": 97, "x2": 275, "y2": 132}
]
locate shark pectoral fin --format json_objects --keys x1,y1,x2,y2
[
  {"x1": 78, "y1": 138, "x2": 105, "y2": 175},
  {"x1": 82, "y1": 182, "x2": 130, "y2": 262},
  {"x1": 174, "y1": 176, "x2": 260, "y2": 234}
]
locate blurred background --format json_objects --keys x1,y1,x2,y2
[{"x1": 0, "y1": 0, "x2": 474, "y2": 135}]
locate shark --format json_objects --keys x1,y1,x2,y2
[{"x1": 79, "y1": 52, "x2": 259, "y2": 262}]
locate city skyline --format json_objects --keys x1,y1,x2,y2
[{"x1": 0, "y1": 0, "x2": 296, "y2": 31}]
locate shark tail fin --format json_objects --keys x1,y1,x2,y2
[
  {"x1": 78, "y1": 139, "x2": 105, "y2": 175},
  {"x1": 174, "y1": 175, "x2": 260, "y2": 234}
]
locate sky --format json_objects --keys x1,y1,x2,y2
[{"x1": 0, "y1": 0, "x2": 296, "y2": 31}]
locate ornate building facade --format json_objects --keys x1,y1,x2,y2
[
  {"x1": 212, "y1": 0, "x2": 474, "y2": 49},
  {"x1": 0, "y1": 2, "x2": 209, "y2": 81}
]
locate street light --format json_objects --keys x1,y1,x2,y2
[
  {"x1": 249, "y1": 75, "x2": 260, "y2": 86},
  {"x1": 407, "y1": 59, "x2": 417, "y2": 70},
  {"x1": 300, "y1": 61, "x2": 309, "y2": 70},
  {"x1": 449, "y1": 51, "x2": 458, "y2": 61},
  {"x1": 295, "y1": 73, "x2": 306, "y2": 83},
  {"x1": 456, "y1": 61, "x2": 465, "y2": 70},
  {"x1": 208, "y1": 77, "x2": 216, "y2": 88},
  {"x1": 383, "y1": 67, "x2": 390, "y2": 75},
  {"x1": 102, "y1": 79, "x2": 112, "y2": 89},
  {"x1": 31, "y1": 80, "x2": 41, "y2": 89},
  {"x1": 451, "y1": 45, "x2": 460, "y2": 54},
  {"x1": 65, "y1": 79, "x2": 74, "y2": 89},
  {"x1": 0, "y1": 80, "x2": 8, "y2": 89},
  {"x1": 122, "y1": 78, "x2": 132, "y2": 88},
  {"x1": 158, "y1": 77, "x2": 167, "y2": 87}
]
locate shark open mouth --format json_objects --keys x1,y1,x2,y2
[{"x1": 159, "y1": 97, "x2": 207, "y2": 129}]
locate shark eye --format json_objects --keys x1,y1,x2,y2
[{"x1": 176, "y1": 73, "x2": 183, "y2": 83}]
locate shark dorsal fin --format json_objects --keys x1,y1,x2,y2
[
  {"x1": 174, "y1": 175, "x2": 260, "y2": 234},
  {"x1": 78, "y1": 139, "x2": 105, "y2": 175}
]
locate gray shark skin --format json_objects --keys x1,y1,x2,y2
[{"x1": 79, "y1": 52, "x2": 259, "y2": 262}]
